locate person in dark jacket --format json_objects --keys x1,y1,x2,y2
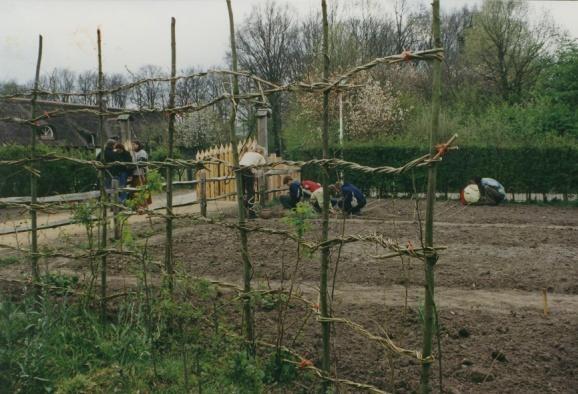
[
  {"x1": 472, "y1": 176, "x2": 506, "y2": 205},
  {"x1": 111, "y1": 143, "x2": 133, "y2": 204},
  {"x1": 96, "y1": 139, "x2": 116, "y2": 189},
  {"x1": 280, "y1": 175, "x2": 302, "y2": 209},
  {"x1": 335, "y1": 182, "x2": 366, "y2": 215}
]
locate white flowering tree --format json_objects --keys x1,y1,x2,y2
[{"x1": 175, "y1": 108, "x2": 228, "y2": 150}]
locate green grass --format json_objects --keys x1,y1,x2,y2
[
  {"x1": 0, "y1": 255, "x2": 20, "y2": 268},
  {"x1": 0, "y1": 284, "x2": 311, "y2": 393}
]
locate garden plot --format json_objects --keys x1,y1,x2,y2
[{"x1": 1, "y1": 199, "x2": 576, "y2": 393}]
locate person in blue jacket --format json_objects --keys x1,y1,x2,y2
[
  {"x1": 280, "y1": 175, "x2": 302, "y2": 209},
  {"x1": 335, "y1": 182, "x2": 366, "y2": 215}
]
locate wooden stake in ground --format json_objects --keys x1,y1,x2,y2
[
  {"x1": 164, "y1": 17, "x2": 177, "y2": 292},
  {"x1": 420, "y1": 0, "x2": 442, "y2": 392},
  {"x1": 226, "y1": 0, "x2": 255, "y2": 354},
  {"x1": 97, "y1": 29, "x2": 109, "y2": 321},
  {"x1": 320, "y1": 0, "x2": 332, "y2": 391},
  {"x1": 29, "y1": 35, "x2": 43, "y2": 289},
  {"x1": 542, "y1": 288, "x2": 549, "y2": 316}
]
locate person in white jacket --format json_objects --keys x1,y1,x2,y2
[{"x1": 239, "y1": 145, "x2": 266, "y2": 218}]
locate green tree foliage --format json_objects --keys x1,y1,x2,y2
[{"x1": 464, "y1": 0, "x2": 558, "y2": 103}]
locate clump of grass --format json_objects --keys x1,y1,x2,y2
[{"x1": 0, "y1": 255, "x2": 20, "y2": 268}]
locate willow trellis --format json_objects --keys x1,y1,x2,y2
[{"x1": 0, "y1": 0, "x2": 452, "y2": 392}]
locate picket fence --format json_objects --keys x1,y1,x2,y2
[{"x1": 194, "y1": 139, "x2": 300, "y2": 202}]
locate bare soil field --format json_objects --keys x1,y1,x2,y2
[{"x1": 1, "y1": 199, "x2": 577, "y2": 393}]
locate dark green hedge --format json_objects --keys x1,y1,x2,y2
[
  {"x1": 289, "y1": 144, "x2": 578, "y2": 196},
  {"x1": 0, "y1": 145, "x2": 98, "y2": 197}
]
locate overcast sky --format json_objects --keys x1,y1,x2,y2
[{"x1": 1, "y1": 0, "x2": 577, "y2": 83}]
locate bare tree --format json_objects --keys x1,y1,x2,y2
[
  {"x1": 235, "y1": 0, "x2": 303, "y2": 154},
  {"x1": 77, "y1": 70, "x2": 98, "y2": 105},
  {"x1": 128, "y1": 65, "x2": 168, "y2": 109},
  {"x1": 105, "y1": 73, "x2": 128, "y2": 108}
]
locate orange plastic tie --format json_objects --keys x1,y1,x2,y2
[
  {"x1": 401, "y1": 49, "x2": 413, "y2": 62},
  {"x1": 435, "y1": 143, "x2": 449, "y2": 157},
  {"x1": 299, "y1": 359, "x2": 314, "y2": 369}
]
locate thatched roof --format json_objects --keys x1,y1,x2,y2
[{"x1": 0, "y1": 99, "x2": 165, "y2": 148}]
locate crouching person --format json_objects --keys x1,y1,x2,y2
[
  {"x1": 310, "y1": 185, "x2": 338, "y2": 213},
  {"x1": 280, "y1": 176, "x2": 302, "y2": 209},
  {"x1": 335, "y1": 182, "x2": 366, "y2": 215}
]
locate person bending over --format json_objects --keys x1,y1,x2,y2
[
  {"x1": 280, "y1": 175, "x2": 303, "y2": 209},
  {"x1": 301, "y1": 179, "x2": 321, "y2": 199},
  {"x1": 472, "y1": 176, "x2": 506, "y2": 205},
  {"x1": 239, "y1": 145, "x2": 266, "y2": 218},
  {"x1": 309, "y1": 185, "x2": 338, "y2": 213},
  {"x1": 335, "y1": 182, "x2": 366, "y2": 215}
]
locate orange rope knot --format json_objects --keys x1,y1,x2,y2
[
  {"x1": 435, "y1": 143, "x2": 449, "y2": 157},
  {"x1": 407, "y1": 240, "x2": 415, "y2": 255},
  {"x1": 299, "y1": 359, "x2": 314, "y2": 369},
  {"x1": 401, "y1": 49, "x2": 413, "y2": 62}
]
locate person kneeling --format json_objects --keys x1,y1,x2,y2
[
  {"x1": 335, "y1": 182, "x2": 366, "y2": 215},
  {"x1": 309, "y1": 186, "x2": 338, "y2": 213},
  {"x1": 280, "y1": 176, "x2": 302, "y2": 209},
  {"x1": 461, "y1": 177, "x2": 506, "y2": 206}
]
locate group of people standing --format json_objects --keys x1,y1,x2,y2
[{"x1": 98, "y1": 139, "x2": 150, "y2": 207}]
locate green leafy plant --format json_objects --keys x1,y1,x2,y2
[
  {"x1": 282, "y1": 202, "x2": 316, "y2": 239},
  {"x1": 0, "y1": 255, "x2": 20, "y2": 268}
]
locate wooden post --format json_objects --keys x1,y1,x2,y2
[
  {"x1": 29, "y1": 35, "x2": 43, "y2": 289},
  {"x1": 320, "y1": 1, "x2": 331, "y2": 390},
  {"x1": 227, "y1": 0, "x2": 255, "y2": 355},
  {"x1": 118, "y1": 116, "x2": 132, "y2": 148},
  {"x1": 256, "y1": 107, "x2": 270, "y2": 156},
  {"x1": 420, "y1": 0, "x2": 442, "y2": 392},
  {"x1": 164, "y1": 17, "x2": 177, "y2": 293},
  {"x1": 258, "y1": 170, "x2": 267, "y2": 208},
  {"x1": 112, "y1": 178, "x2": 121, "y2": 240},
  {"x1": 200, "y1": 170, "x2": 207, "y2": 218},
  {"x1": 97, "y1": 29, "x2": 109, "y2": 321},
  {"x1": 542, "y1": 288, "x2": 549, "y2": 316}
]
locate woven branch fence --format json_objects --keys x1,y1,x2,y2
[{"x1": 0, "y1": 1, "x2": 451, "y2": 392}]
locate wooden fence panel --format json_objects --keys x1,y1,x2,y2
[{"x1": 194, "y1": 139, "x2": 299, "y2": 202}]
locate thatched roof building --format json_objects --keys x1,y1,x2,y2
[{"x1": 0, "y1": 99, "x2": 165, "y2": 148}]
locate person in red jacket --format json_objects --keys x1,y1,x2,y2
[{"x1": 301, "y1": 179, "x2": 321, "y2": 200}]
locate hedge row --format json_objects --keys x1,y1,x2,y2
[
  {"x1": 0, "y1": 145, "x2": 98, "y2": 197},
  {"x1": 289, "y1": 145, "x2": 578, "y2": 196}
]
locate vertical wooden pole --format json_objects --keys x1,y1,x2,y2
[
  {"x1": 97, "y1": 29, "x2": 108, "y2": 321},
  {"x1": 320, "y1": 0, "x2": 331, "y2": 391},
  {"x1": 226, "y1": 0, "x2": 255, "y2": 354},
  {"x1": 256, "y1": 107, "x2": 269, "y2": 156},
  {"x1": 29, "y1": 35, "x2": 43, "y2": 289},
  {"x1": 200, "y1": 170, "x2": 207, "y2": 217},
  {"x1": 420, "y1": 0, "x2": 442, "y2": 392},
  {"x1": 112, "y1": 178, "x2": 121, "y2": 240},
  {"x1": 164, "y1": 17, "x2": 177, "y2": 293}
]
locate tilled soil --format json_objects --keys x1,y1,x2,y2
[{"x1": 1, "y1": 200, "x2": 577, "y2": 392}]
